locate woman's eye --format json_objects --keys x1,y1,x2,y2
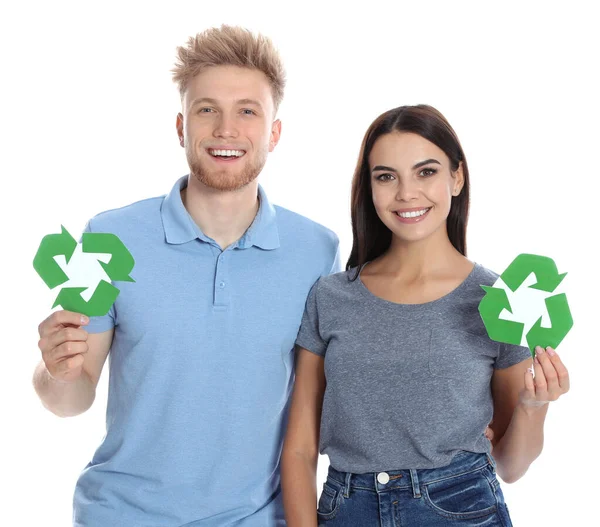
[
  {"x1": 375, "y1": 173, "x2": 394, "y2": 181},
  {"x1": 419, "y1": 168, "x2": 437, "y2": 177}
]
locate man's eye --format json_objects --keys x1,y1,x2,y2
[
  {"x1": 198, "y1": 107, "x2": 214, "y2": 113},
  {"x1": 241, "y1": 109, "x2": 255, "y2": 115}
]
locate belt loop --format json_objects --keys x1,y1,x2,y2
[
  {"x1": 486, "y1": 453, "x2": 497, "y2": 470},
  {"x1": 343, "y1": 471, "x2": 352, "y2": 498},
  {"x1": 409, "y1": 469, "x2": 421, "y2": 498}
]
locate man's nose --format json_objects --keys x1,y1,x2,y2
[{"x1": 213, "y1": 114, "x2": 238, "y2": 139}]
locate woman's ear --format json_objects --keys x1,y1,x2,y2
[{"x1": 452, "y1": 161, "x2": 465, "y2": 196}]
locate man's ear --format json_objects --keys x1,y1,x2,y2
[
  {"x1": 269, "y1": 119, "x2": 282, "y2": 152},
  {"x1": 176, "y1": 113, "x2": 184, "y2": 147}
]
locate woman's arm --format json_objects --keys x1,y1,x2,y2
[
  {"x1": 489, "y1": 346, "x2": 569, "y2": 483},
  {"x1": 281, "y1": 347, "x2": 326, "y2": 527}
]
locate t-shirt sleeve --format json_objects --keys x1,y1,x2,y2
[
  {"x1": 295, "y1": 279, "x2": 327, "y2": 357},
  {"x1": 81, "y1": 219, "x2": 116, "y2": 334},
  {"x1": 495, "y1": 342, "x2": 532, "y2": 369}
]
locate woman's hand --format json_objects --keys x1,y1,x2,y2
[{"x1": 519, "y1": 346, "x2": 569, "y2": 411}]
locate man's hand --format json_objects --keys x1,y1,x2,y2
[{"x1": 38, "y1": 311, "x2": 90, "y2": 383}]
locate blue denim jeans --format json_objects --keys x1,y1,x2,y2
[{"x1": 317, "y1": 452, "x2": 512, "y2": 526}]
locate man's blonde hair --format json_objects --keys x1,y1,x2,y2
[{"x1": 172, "y1": 25, "x2": 286, "y2": 113}]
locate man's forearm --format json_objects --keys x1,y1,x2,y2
[{"x1": 33, "y1": 361, "x2": 96, "y2": 417}]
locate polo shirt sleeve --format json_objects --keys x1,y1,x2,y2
[
  {"x1": 327, "y1": 238, "x2": 342, "y2": 275},
  {"x1": 81, "y1": 219, "x2": 116, "y2": 334},
  {"x1": 495, "y1": 342, "x2": 532, "y2": 369},
  {"x1": 295, "y1": 279, "x2": 327, "y2": 357}
]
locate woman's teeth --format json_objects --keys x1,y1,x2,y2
[{"x1": 396, "y1": 208, "x2": 430, "y2": 218}]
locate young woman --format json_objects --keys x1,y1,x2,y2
[{"x1": 281, "y1": 105, "x2": 569, "y2": 527}]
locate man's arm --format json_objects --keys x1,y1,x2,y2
[{"x1": 33, "y1": 310, "x2": 113, "y2": 417}]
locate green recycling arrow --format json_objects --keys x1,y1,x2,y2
[
  {"x1": 479, "y1": 285, "x2": 525, "y2": 346},
  {"x1": 501, "y1": 253, "x2": 566, "y2": 293},
  {"x1": 479, "y1": 253, "x2": 573, "y2": 358},
  {"x1": 82, "y1": 232, "x2": 135, "y2": 282},
  {"x1": 34, "y1": 226, "x2": 135, "y2": 317},
  {"x1": 32, "y1": 225, "x2": 77, "y2": 289},
  {"x1": 525, "y1": 293, "x2": 573, "y2": 354},
  {"x1": 52, "y1": 280, "x2": 120, "y2": 317}
]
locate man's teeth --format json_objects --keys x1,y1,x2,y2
[
  {"x1": 397, "y1": 208, "x2": 430, "y2": 218},
  {"x1": 210, "y1": 149, "x2": 244, "y2": 157}
]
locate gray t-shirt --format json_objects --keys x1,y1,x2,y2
[{"x1": 295, "y1": 263, "x2": 532, "y2": 472}]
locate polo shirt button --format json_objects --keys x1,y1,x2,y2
[
  {"x1": 377, "y1": 472, "x2": 390, "y2": 484},
  {"x1": 219, "y1": 281, "x2": 225, "y2": 288}
]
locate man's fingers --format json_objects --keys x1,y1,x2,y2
[
  {"x1": 49, "y1": 341, "x2": 89, "y2": 362},
  {"x1": 51, "y1": 354, "x2": 85, "y2": 382},
  {"x1": 46, "y1": 327, "x2": 88, "y2": 351},
  {"x1": 38, "y1": 310, "x2": 89, "y2": 338}
]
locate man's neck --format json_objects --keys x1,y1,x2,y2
[{"x1": 181, "y1": 175, "x2": 260, "y2": 250}]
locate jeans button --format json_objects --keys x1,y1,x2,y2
[{"x1": 377, "y1": 472, "x2": 390, "y2": 484}]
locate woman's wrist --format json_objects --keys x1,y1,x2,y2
[{"x1": 516, "y1": 398, "x2": 548, "y2": 418}]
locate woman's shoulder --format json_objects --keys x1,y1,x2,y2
[
  {"x1": 313, "y1": 267, "x2": 362, "y2": 295},
  {"x1": 471, "y1": 262, "x2": 502, "y2": 287},
  {"x1": 319, "y1": 267, "x2": 359, "y2": 284}
]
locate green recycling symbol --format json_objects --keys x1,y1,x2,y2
[
  {"x1": 478, "y1": 254, "x2": 573, "y2": 357},
  {"x1": 33, "y1": 226, "x2": 135, "y2": 317}
]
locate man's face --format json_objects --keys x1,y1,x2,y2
[{"x1": 177, "y1": 65, "x2": 281, "y2": 192}]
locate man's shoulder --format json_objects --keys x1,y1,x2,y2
[
  {"x1": 273, "y1": 205, "x2": 338, "y2": 245},
  {"x1": 86, "y1": 195, "x2": 165, "y2": 231}
]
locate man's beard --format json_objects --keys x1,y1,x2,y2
[{"x1": 187, "y1": 146, "x2": 268, "y2": 192}]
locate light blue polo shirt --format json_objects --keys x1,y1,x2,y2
[{"x1": 73, "y1": 176, "x2": 340, "y2": 527}]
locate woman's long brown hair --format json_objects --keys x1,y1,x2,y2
[{"x1": 346, "y1": 104, "x2": 470, "y2": 275}]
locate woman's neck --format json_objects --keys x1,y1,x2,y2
[{"x1": 376, "y1": 229, "x2": 467, "y2": 279}]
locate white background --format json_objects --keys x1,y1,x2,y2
[{"x1": 2, "y1": 1, "x2": 598, "y2": 525}]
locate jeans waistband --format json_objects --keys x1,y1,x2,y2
[{"x1": 327, "y1": 452, "x2": 495, "y2": 499}]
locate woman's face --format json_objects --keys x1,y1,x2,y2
[{"x1": 369, "y1": 132, "x2": 464, "y2": 246}]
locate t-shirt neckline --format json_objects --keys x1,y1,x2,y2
[{"x1": 355, "y1": 261, "x2": 480, "y2": 309}]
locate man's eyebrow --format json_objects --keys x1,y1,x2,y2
[
  {"x1": 189, "y1": 97, "x2": 264, "y2": 108},
  {"x1": 413, "y1": 158, "x2": 441, "y2": 170},
  {"x1": 237, "y1": 98, "x2": 263, "y2": 107},
  {"x1": 190, "y1": 97, "x2": 219, "y2": 106}
]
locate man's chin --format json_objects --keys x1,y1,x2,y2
[{"x1": 190, "y1": 170, "x2": 259, "y2": 192}]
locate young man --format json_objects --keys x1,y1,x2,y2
[{"x1": 34, "y1": 25, "x2": 339, "y2": 527}]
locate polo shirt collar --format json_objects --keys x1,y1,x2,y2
[
  {"x1": 161, "y1": 176, "x2": 280, "y2": 250},
  {"x1": 240, "y1": 184, "x2": 280, "y2": 250}
]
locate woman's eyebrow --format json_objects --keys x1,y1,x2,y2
[
  {"x1": 372, "y1": 165, "x2": 397, "y2": 173},
  {"x1": 413, "y1": 158, "x2": 441, "y2": 170}
]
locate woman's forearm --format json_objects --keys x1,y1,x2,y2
[
  {"x1": 492, "y1": 402, "x2": 549, "y2": 483},
  {"x1": 281, "y1": 451, "x2": 318, "y2": 527}
]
